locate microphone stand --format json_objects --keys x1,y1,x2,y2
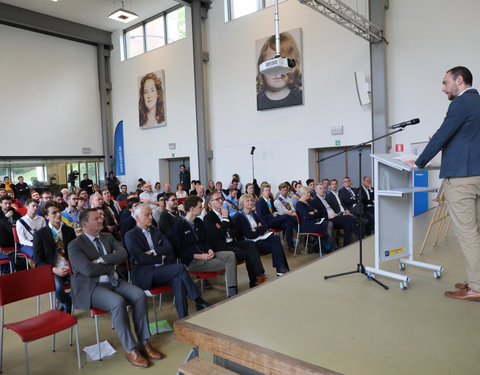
[
  {"x1": 251, "y1": 147, "x2": 256, "y2": 182},
  {"x1": 320, "y1": 126, "x2": 410, "y2": 289}
]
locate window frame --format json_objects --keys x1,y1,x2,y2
[
  {"x1": 123, "y1": 4, "x2": 185, "y2": 60},
  {"x1": 226, "y1": 0, "x2": 286, "y2": 22}
]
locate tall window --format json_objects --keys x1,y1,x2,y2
[
  {"x1": 124, "y1": 6, "x2": 186, "y2": 60},
  {"x1": 226, "y1": 0, "x2": 287, "y2": 21}
]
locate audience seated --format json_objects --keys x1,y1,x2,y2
[
  {"x1": 90, "y1": 192, "x2": 121, "y2": 241},
  {"x1": 273, "y1": 182, "x2": 297, "y2": 219},
  {"x1": 159, "y1": 193, "x2": 185, "y2": 238},
  {"x1": 206, "y1": 180, "x2": 216, "y2": 195},
  {"x1": 106, "y1": 171, "x2": 121, "y2": 199},
  {"x1": 117, "y1": 184, "x2": 129, "y2": 201},
  {"x1": 175, "y1": 183, "x2": 188, "y2": 199},
  {"x1": 223, "y1": 187, "x2": 239, "y2": 217},
  {"x1": 310, "y1": 184, "x2": 357, "y2": 246},
  {"x1": 325, "y1": 179, "x2": 350, "y2": 216},
  {"x1": 321, "y1": 178, "x2": 331, "y2": 194},
  {"x1": 0, "y1": 196, "x2": 21, "y2": 249},
  {"x1": 61, "y1": 193, "x2": 82, "y2": 235},
  {"x1": 215, "y1": 181, "x2": 228, "y2": 200},
  {"x1": 171, "y1": 195, "x2": 238, "y2": 297},
  {"x1": 14, "y1": 176, "x2": 30, "y2": 203},
  {"x1": 338, "y1": 177, "x2": 374, "y2": 235},
  {"x1": 7, "y1": 190, "x2": 23, "y2": 209},
  {"x1": 295, "y1": 186, "x2": 339, "y2": 252},
  {"x1": 102, "y1": 189, "x2": 121, "y2": 220},
  {"x1": 244, "y1": 183, "x2": 259, "y2": 204},
  {"x1": 291, "y1": 181, "x2": 303, "y2": 209},
  {"x1": 37, "y1": 191, "x2": 52, "y2": 216},
  {"x1": 359, "y1": 176, "x2": 375, "y2": 215},
  {"x1": 0, "y1": 176, "x2": 13, "y2": 192},
  {"x1": 53, "y1": 191, "x2": 68, "y2": 211},
  {"x1": 68, "y1": 208, "x2": 164, "y2": 368},
  {"x1": 119, "y1": 196, "x2": 141, "y2": 241},
  {"x1": 235, "y1": 194, "x2": 289, "y2": 276},
  {"x1": 33, "y1": 201, "x2": 75, "y2": 313},
  {"x1": 139, "y1": 182, "x2": 162, "y2": 211},
  {"x1": 204, "y1": 192, "x2": 268, "y2": 288},
  {"x1": 124, "y1": 204, "x2": 209, "y2": 319},
  {"x1": 255, "y1": 184, "x2": 297, "y2": 253},
  {"x1": 17, "y1": 198, "x2": 47, "y2": 258}
]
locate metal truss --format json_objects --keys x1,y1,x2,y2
[{"x1": 298, "y1": 0, "x2": 384, "y2": 43}]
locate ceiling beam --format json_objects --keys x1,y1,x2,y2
[{"x1": 0, "y1": 2, "x2": 112, "y2": 47}]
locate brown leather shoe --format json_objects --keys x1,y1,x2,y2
[
  {"x1": 140, "y1": 342, "x2": 165, "y2": 360},
  {"x1": 125, "y1": 348, "x2": 150, "y2": 368},
  {"x1": 445, "y1": 286, "x2": 480, "y2": 301},
  {"x1": 255, "y1": 275, "x2": 268, "y2": 285},
  {"x1": 455, "y1": 282, "x2": 468, "y2": 290}
]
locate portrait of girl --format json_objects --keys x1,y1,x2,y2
[
  {"x1": 138, "y1": 70, "x2": 167, "y2": 128},
  {"x1": 256, "y1": 28, "x2": 303, "y2": 111}
]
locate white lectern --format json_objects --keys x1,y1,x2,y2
[{"x1": 364, "y1": 153, "x2": 444, "y2": 289}]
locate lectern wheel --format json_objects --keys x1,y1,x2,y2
[
  {"x1": 433, "y1": 271, "x2": 441, "y2": 279},
  {"x1": 400, "y1": 281, "x2": 408, "y2": 290},
  {"x1": 398, "y1": 263, "x2": 406, "y2": 271}
]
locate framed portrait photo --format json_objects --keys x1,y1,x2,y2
[
  {"x1": 255, "y1": 28, "x2": 303, "y2": 111},
  {"x1": 138, "y1": 69, "x2": 167, "y2": 129}
]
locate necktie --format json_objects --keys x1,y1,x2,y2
[{"x1": 93, "y1": 237, "x2": 119, "y2": 287}]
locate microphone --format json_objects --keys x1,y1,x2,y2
[
  {"x1": 388, "y1": 118, "x2": 420, "y2": 129},
  {"x1": 250, "y1": 146, "x2": 256, "y2": 155}
]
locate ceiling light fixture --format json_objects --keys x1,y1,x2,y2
[{"x1": 108, "y1": 1, "x2": 138, "y2": 23}]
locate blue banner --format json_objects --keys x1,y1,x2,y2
[{"x1": 114, "y1": 121, "x2": 125, "y2": 176}]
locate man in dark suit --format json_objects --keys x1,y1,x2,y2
[
  {"x1": 204, "y1": 191, "x2": 267, "y2": 288},
  {"x1": 255, "y1": 184, "x2": 296, "y2": 252},
  {"x1": 79, "y1": 173, "x2": 94, "y2": 196},
  {"x1": 325, "y1": 179, "x2": 349, "y2": 215},
  {"x1": 0, "y1": 196, "x2": 21, "y2": 248},
  {"x1": 119, "y1": 196, "x2": 140, "y2": 241},
  {"x1": 33, "y1": 201, "x2": 75, "y2": 313},
  {"x1": 310, "y1": 184, "x2": 357, "y2": 246},
  {"x1": 359, "y1": 176, "x2": 374, "y2": 215},
  {"x1": 68, "y1": 208, "x2": 164, "y2": 368},
  {"x1": 179, "y1": 164, "x2": 190, "y2": 193},
  {"x1": 338, "y1": 177, "x2": 374, "y2": 235},
  {"x1": 414, "y1": 66, "x2": 480, "y2": 301},
  {"x1": 124, "y1": 203, "x2": 208, "y2": 319}
]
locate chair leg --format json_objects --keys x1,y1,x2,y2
[
  {"x1": 36, "y1": 296, "x2": 40, "y2": 316},
  {"x1": 52, "y1": 333, "x2": 56, "y2": 352},
  {"x1": 94, "y1": 315, "x2": 102, "y2": 361},
  {"x1": 75, "y1": 324, "x2": 81, "y2": 369},
  {"x1": 294, "y1": 232, "x2": 299, "y2": 256},
  {"x1": 24, "y1": 343, "x2": 30, "y2": 375},
  {"x1": 152, "y1": 295, "x2": 159, "y2": 335},
  {"x1": 318, "y1": 237, "x2": 322, "y2": 257}
]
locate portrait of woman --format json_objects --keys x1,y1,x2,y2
[
  {"x1": 138, "y1": 70, "x2": 167, "y2": 129},
  {"x1": 256, "y1": 28, "x2": 303, "y2": 111}
]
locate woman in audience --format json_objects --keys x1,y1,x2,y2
[
  {"x1": 245, "y1": 183, "x2": 259, "y2": 203},
  {"x1": 154, "y1": 182, "x2": 162, "y2": 194},
  {"x1": 235, "y1": 194, "x2": 289, "y2": 276},
  {"x1": 295, "y1": 186, "x2": 338, "y2": 252},
  {"x1": 206, "y1": 180, "x2": 216, "y2": 195},
  {"x1": 176, "y1": 183, "x2": 188, "y2": 199}
]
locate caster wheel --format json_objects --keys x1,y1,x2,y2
[
  {"x1": 433, "y1": 271, "x2": 441, "y2": 279},
  {"x1": 399, "y1": 263, "x2": 406, "y2": 271},
  {"x1": 400, "y1": 281, "x2": 408, "y2": 290}
]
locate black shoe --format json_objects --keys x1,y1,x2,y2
[
  {"x1": 276, "y1": 267, "x2": 289, "y2": 276},
  {"x1": 227, "y1": 286, "x2": 238, "y2": 298},
  {"x1": 195, "y1": 298, "x2": 210, "y2": 311}
]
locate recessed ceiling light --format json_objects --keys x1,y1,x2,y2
[{"x1": 108, "y1": 8, "x2": 138, "y2": 23}]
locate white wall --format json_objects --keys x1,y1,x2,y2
[
  {"x1": 109, "y1": 10, "x2": 197, "y2": 191},
  {"x1": 385, "y1": 0, "x2": 480, "y2": 200},
  {"x1": 0, "y1": 24, "x2": 103, "y2": 156},
  {"x1": 205, "y1": 0, "x2": 372, "y2": 189}
]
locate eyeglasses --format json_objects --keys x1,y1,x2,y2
[{"x1": 213, "y1": 197, "x2": 224, "y2": 202}]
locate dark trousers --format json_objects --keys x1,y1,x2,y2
[
  {"x1": 331, "y1": 215, "x2": 356, "y2": 245},
  {"x1": 54, "y1": 274, "x2": 72, "y2": 310},
  {"x1": 266, "y1": 215, "x2": 297, "y2": 248},
  {"x1": 223, "y1": 240, "x2": 265, "y2": 287},
  {"x1": 151, "y1": 263, "x2": 201, "y2": 319},
  {"x1": 351, "y1": 205, "x2": 374, "y2": 235},
  {"x1": 255, "y1": 234, "x2": 289, "y2": 272}
]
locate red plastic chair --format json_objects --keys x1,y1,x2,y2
[
  {"x1": 144, "y1": 286, "x2": 173, "y2": 334},
  {"x1": 117, "y1": 200, "x2": 127, "y2": 210},
  {"x1": 16, "y1": 207, "x2": 27, "y2": 217},
  {"x1": 294, "y1": 212, "x2": 324, "y2": 257},
  {"x1": 188, "y1": 269, "x2": 227, "y2": 297},
  {"x1": 0, "y1": 265, "x2": 81, "y2": 374}
]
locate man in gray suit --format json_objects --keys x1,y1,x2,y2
[{"x1": 68, "y1": 208, "x2": 164, "y2": 368}]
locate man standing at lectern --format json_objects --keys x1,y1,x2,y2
[{"x1": 414, "y1": 66, "x2": 480, "y2": 301}]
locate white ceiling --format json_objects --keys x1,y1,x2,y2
[{"x1": 1, "y1": 0, "x2": 180, "y2": 32}]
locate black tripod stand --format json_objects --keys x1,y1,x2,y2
[{"x1": 320, "y1": 127, "x2": 408, "y2": 289}]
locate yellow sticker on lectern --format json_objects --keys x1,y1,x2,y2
[{"x1": 384, "y1": 248, "x2": 404, "y2": 257}]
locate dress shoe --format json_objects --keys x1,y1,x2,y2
[
  {"x1": 276, "y1": 268, "x2": 289, "y2": 276},
  {"x1": 288, "y1": 247, "x2": 295, "y2": 254},
  {"x1": 195, "y1": 298, "x2": 210, "y2": 311},
  {"x1": 455, "y1": 282, "x2": 468, "y2": 290},
  {"x1": 125, "y1": 348, "x2": 150, "y2": 368},
  {"x1": 255, "y1": 275, "x2": 268, "y2": 285},
  {"x1": 140, "y1": 342, "x2": 165, "y2": 360},
  {"x1": 444, "y1": 286, "x2": 480, "y2": 301}
]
